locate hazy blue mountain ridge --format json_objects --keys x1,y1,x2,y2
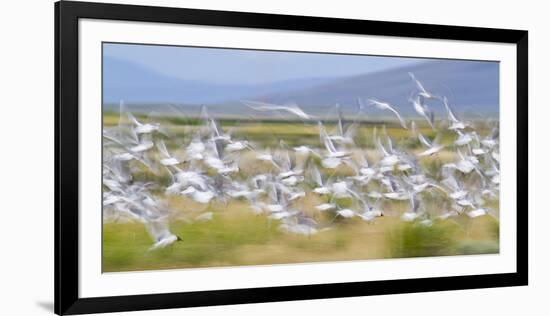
[
  {"x1": 104, "y1": 56, "x2": 499, "y2": 117},
  {"x1": 103, "y1": 56, "x2": 339, "y2": 105},
  {"x1": 248, "y1": 59, "x2": 499, "y2": 116}
]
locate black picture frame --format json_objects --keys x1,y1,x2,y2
[{"x1": 55, "y1": 1, "x2": 528, "y2": 314}]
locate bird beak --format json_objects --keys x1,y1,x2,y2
[{"x1": 176, "y1": 235, "x2": 183, "y2": 241}]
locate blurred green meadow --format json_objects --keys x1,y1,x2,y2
[{"x1": 102, "y1": 111, "x2": 499, "y2": 272}]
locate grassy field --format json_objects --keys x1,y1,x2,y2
[
  {"x1": 103, "y1": 199, "x2": 499, "y2": 272},
  {"x1": 103, "y1": 110, "x2": 469, "y2": 148},
  {"x1": 102, "y1": 111, "x2": 499, "y2": 272}
]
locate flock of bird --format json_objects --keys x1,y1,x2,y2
[{"x1": 103, "y1": 73, "x2": 500, "y2": 250}]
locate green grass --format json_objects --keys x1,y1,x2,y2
[
  {"x1": 103, "y1": 112, "x2": 489, "y2": 149},
  {"x1": 386, "y1": 220, "x2": 460, "y2": 258},
  {"x1": 386, "y1": 215, "x2": 499, "y2": 258},
  {"x1": 103, "y1": 207, "x2": 499, "y2": 272},
  {"x1": 103, "y1": 209, "x2": 283, "y2": 271}
]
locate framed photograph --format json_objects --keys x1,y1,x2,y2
[{"x1": 55, "y1": 1, "x2": 528, "y2": 314}]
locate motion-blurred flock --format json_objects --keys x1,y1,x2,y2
[{"x1": 103, "y1": 73, "x2": 500, "y2": 251}]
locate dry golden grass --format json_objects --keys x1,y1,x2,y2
[{"x1": 103, "y1": 196, "x2": 499, "y2": 272}]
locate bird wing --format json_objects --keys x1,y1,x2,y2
[
  {"x1": 118, "y1": 100, "x2": 138, "y2": 127},
  {"x1": 409, "y1": 72, "x2": 428, "y2": 95},
  {"x1": 443, "y1": 97, "x2": 460, "y2": 123},
  {"x1": 410, "y1": 195, "x2": 420, "y2": 213},
  {"x1": 382, "y1": 125, "x2": 394, "y2": 153},
  {"x1": 387, "y1": 106, "x2": 408, "y2": 129},
  {"x1": 311, "y1": 165, "x2": 323, "y2": 186},
  {"x1": 125, "y1": 109, "x2": 141, "y2": 128},
  {"x1": 373, "y1": 126, "x2": 389, "y2": 157},
  {"x1": 375, "y1": 136, "x2": 389, "y2": 157},
  {"x1": 319, "y1": 123, "x2": 337, "y2": 154},
  {"x1": 210, "y1": 118, "x2": 223, "y2": 137},
  {"x1": 244, "y1": 100, "x2": 313, "y2": 120},
  {"x1": 344, "y1": 122, "x2": 359, "y2": 140},
  {"x1": 369, "y1": 99, "x2": 407, "y2": 129},
  {"x1": 156, "y1": 139, "x2": 170, "y2": 158},
  {"x1": 146, "y1": 218, "x2": 171, "y2": 242},
  {"x1": 418, "y1": 133, "x2": 433, "y2": 148}
]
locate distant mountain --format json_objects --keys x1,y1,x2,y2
[
  {"x1": 241, "y1": 59, "x2": 499, "y2": 117},
  {"x1": 104, "y1": 56, "x2": 499, "y2": 118},
  {"x1": 103, "y1": 56, "x2": 339, "y2": 105}
]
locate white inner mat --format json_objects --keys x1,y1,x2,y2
[{"x1": 79, "y1": 18, "x2": 517, "y2": 298}]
